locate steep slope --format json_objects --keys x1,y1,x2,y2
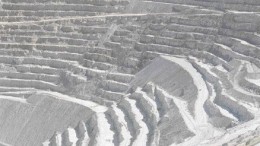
[
  {"x1": 0, "y1": 93, "x2": 94, "y2": 146},
  {"x1": 0, "y1": 0, "x2": 260, "y2": 145}
]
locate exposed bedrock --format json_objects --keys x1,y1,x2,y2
[
  {"x1": 214, "y1": 95, "x2": 254, "y2": 122},
  {"x1": 0, "y1": 0, "x2": 260, "y2": 145},
  {"x1": 0, "y1": 94, "x2": 93, "y2": 146},
  {"x1": 204, "y1": 99, "x2": 235, "y2": 129},
  {"x1": 130, "y1": 56, "x2": 198, "y2": 115}
]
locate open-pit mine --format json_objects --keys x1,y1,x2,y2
[{"x1": 0, "y1": 0, "x2": 260, "y2": 146}]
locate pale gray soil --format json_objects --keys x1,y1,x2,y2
[{"x1": 0, "y1": 0, "x2": 260, "y2": 146}]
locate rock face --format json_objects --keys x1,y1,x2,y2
[{"x1": 0, "y1": 0, "x2": 260, "y2": 146}]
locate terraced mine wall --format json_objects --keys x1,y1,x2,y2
[{"x1": 0, "y1": 0, "x2": 260, "y2": 146}]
